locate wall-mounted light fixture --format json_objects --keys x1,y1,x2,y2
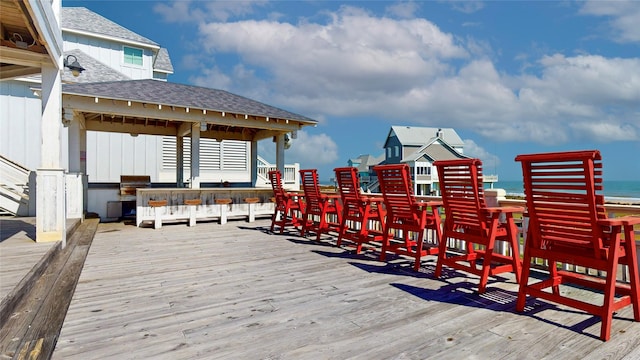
[
  {"x1": 64, "y1": 55, "x2": 85, "y2": 77},
  {"x1": 200, "y1": 122, "x2": 207, "y2": 131}
]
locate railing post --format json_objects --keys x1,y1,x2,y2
[
  {"x1": 65, "y1": 172, "x2": 84, "y2": 220},
  {"x1": 486, "y1": 189, "x2": 508, "y2": 255}
]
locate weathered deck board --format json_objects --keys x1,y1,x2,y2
[{"x1": 53, "y1": 219, "x2": 640, "y2": 359}]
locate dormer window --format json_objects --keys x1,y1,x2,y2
[{"x1": 124, "y1": 46, "x2": 143, "y2": 66}]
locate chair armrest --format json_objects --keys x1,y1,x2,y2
[
  {"x1": 362, "y1": 196, "x2": 384, "y2": 203},
  {"x1": 416, "y1": 201, "x2": 443, "y2": 208},
  {"x1": 600, "y1": 216, "x2": 640, "y2": 227},
  {"x1": 486, "y1": 206, "x2": 524, "y2": 214}
]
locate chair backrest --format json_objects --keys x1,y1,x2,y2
[
  {"x1": 268, "y1": 170, "x2": 287, "y2": 206},
  {"x1": 434, "y1": 159, "x2": 488, "y2": 231},
  {"x1": 334, "y1": 167, "x2": 363, "y2": 206},
  {"x1": 373, "y1": 164, "x2": 417, "y2": 221},
  {"x1": 515, "y1": 150, "x2": 606, "y2": 257},
  {"x1": 299, "y1": 169, "x2": 322, "y2": 213}
]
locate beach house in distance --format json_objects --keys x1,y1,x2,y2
[
  {"x1": 355, "y1": 126, "x2": 498, "y2": 195},
  {"x1": 0, "y1": 4, "x2": 315, "y2": 241}
]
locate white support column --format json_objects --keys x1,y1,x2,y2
[
  {"x1": 176, "y1": 135, "x2": 184, "y2": 187},
  {"x1": 251, "y1": 140, "x2": 258, "y2": 187},
  {"x1": 66, "y1": 109, "x2": 86, "y2": 218},
  {"x1": 275, "y1": 133, "x2": 285, "y2": 174},
  {"x1": 37, "y1": 63, "x2": 66, "y2": 245},
  {"x1": 190, "y1": 123, "x2": 201, "y2": 189}
]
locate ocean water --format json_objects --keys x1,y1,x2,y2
[{"x1": 492, "y1": 180, "x2": 640, "y2": 203}]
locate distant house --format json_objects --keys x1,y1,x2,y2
[
  {"x1": 346, "y1": 153, "x2": 384, "y2": 190},
  {"x1": 350, "y1": 126, "x2": 496, "y2": 195}
]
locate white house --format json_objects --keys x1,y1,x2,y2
[
  {"x1": 1, "y1": 5, "x2": 314, "y2": 239},
  {"x1": 354, "y1": 126, "x2": 497, "y2": 195}
]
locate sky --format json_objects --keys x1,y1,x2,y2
[{"x1": 64, "y1": 0, "x2": 640, "y2": 182}]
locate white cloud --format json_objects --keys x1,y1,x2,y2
[
  {"x1": 154, "y1": 0, "x2": 268, "y2": 23},
  {"x1": 174, "y1": 3, "x2": 640, "y2": 148},
  {"x1": 446, "y1": 0, "x2": 485, "y2": 14},
  {"x1": 463, "y1": 139, "x2": 500, "y2": 168},
  {"x1": 580, "y1": 0, "x2": 640, "y2": 43},
  {"x1": 258, "y1": 131, "x2": 339, "y2": 168},
  {"x1": 385, "y1": 1, "x2": 421, "y2": 19},
  {"x1": 570, "y1": 121, "x2": 638, "y2": 142}
]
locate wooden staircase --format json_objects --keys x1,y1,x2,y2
[{"x1": 0, "y1": 155, "x2": 32, "y2": 216}]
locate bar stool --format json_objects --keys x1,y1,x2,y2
[
  {"x1": 244, "y1": 197, "x2": 260, "y2": 222},
  {"x1": 148, "y1": 200, "x2": 167, "y2": 229},
  {"x1": 215, "y1": 198, "x2": 232, "y2": 224},
  {"x1": 184, "y1": 199, "x2": 202, "y2": 226}
]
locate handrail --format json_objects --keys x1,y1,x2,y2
[
  {"x1": 410, "y1": 192, "x2": 640, "y2": 283},
  {"x1": 256, "y1": 156, "x2": 300, "y2": 190},
  {"x1": 0, "y1": 155, "x2": 31, "y2": 215}
]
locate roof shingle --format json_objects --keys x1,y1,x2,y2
[
  {"x1": 62, "y1": 79, "x2": 316, "y2": 123},
  {"x1": 61, "y1": 7, "x2": 158, "y2": 47}
]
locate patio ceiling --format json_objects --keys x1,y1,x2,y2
[
  {"x1": 62, "y1": 79, "x2": 317, "y2": 142},
  {"x1": 0, "y1": 0, "x2": 62, "y2": 80}
]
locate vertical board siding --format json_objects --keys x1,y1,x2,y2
[{"x1": 0, "y1": 81, "x2": 43, "y2": 170}]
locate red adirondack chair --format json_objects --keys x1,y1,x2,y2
[
  {"x1": 515, "y1": 150, "x2": 640, "y2": 341},
  {"x1": 299, "y1": 169, "x2": 343, "y2": 241},
  {"x1": 434, "y1": 159, "x2": 523, "y2": 294},
  {"x1": 373, "y1": 164, "x2": 442, "y2": 271},
  {"x1": 334, "y1": 167, "x2": 386, "y2": 253},
  {"x1": 268, "y1": 170, "x2": 304, "y2": 234}
]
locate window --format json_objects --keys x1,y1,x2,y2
[
  {"x1": 387, "y1": 148, "x2": 391, "y2": 158},
  {"x1": 395, "y1": 146, "x2": 400, "y2": 157},
  {"x1": 124, "y1": 46, "x2": 143, "y2": 66}
]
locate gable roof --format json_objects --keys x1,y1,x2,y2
[
  {"x1": 386, "y1": 126, "x2": 464, "y2": 148},
  {"x1": 62, "y1": 79, "x2": 316, "y2": 123},
  {"x1": 403, "y1": 138, "x2": 469, "y2": 162},
  {"x1": 61, "y1": 7, "x2": 159, "y2": 48},
  {"x1": 154, "y1": 48, "x2": 174, "y2": 73},
  {"x1": 351, "y1": 154, "x2": 384, "y2": 172},
  {"x1": 62, "y1": 49, "x2": 130, "y2": 83}
]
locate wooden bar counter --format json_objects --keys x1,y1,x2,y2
[{"x1": 136, "y1": 188, "x2": 274, "y2": 228}]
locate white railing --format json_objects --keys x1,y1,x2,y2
[
  {"x1": 256, "y1": 156, "x2": 300, "y2": 190},
  {"x1": 0, "y1": 155, "x2": 32, "y2": 216}
]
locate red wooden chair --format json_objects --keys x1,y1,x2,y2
[
  {"x1": 434, "y1": 159, "x2": 523, "y2": 294},
  {"x1": 268, "y1": 170, "x2": 304, "y2": 234},
  {"x1": 373, "y1": 164, "x2": 442, "y2": 271},
  {"x1": 515, "y1": 150, "x2": 640, "y2": 341},
  {"x1": 334, "y1": 167, "x2": 386, "y2": 253},
  {"x1": 299, "y1": 169, "x2": 343, "y2": 241}
]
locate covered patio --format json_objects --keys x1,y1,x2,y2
[{"x1": 62, "y1": 79, "x2": 317, "y2": 224}]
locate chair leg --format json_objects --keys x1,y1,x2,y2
[
  {"x1": 413, "y1": 231, "x2": 425, "y2": 271},
  {"x1": 516, "y1": 249, "x2": 533, "y2": 312},
  {"x1": 478, "y1": 243, "x2": 494, "y2": 294},
  {"x1": 601, "y1": 262, "x2": 619, "y2": 341},
  {"x1": 507, "y1": 217, "x2": 523, "y2": 284},
  {"x1": 316, "y1": 210, "x2": 328, "y2": 241},
  {"x1": 270, "y1": 211, "x2": 277, "y2": 233},
  {"x1": 337, "y1": 215, "x2": 348, "y2": 247},
  {"x1": 624, "y1": 224, "x2": 640, "y2": 321},
  {"x1": 435, "y1": 230, "x2": 449, "y2": 278},
  {"x1": 380, "y1": 225, "x2": 391, "y2": 262}
]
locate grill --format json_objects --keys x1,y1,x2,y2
[{"x1": 119, "y1": 175, "x2": 151, "y2": 201}]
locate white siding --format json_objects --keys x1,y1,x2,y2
[
  {"x1": 63, "y1": 35, "x2": 153, "y2": 79},
  {"x1": 0, "y1": 81, "x2": 44, "y2": 170},
  {"x1": 86, "y1": 132, "x2": 160, "y2": 182}
]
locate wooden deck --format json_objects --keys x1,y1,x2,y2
[
  {"x1": 45, "y1": 219, "x2": 640, "y2": 359},
  {"x1": 0, "y1": 218, "x2": 79, "y2": 314}
]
